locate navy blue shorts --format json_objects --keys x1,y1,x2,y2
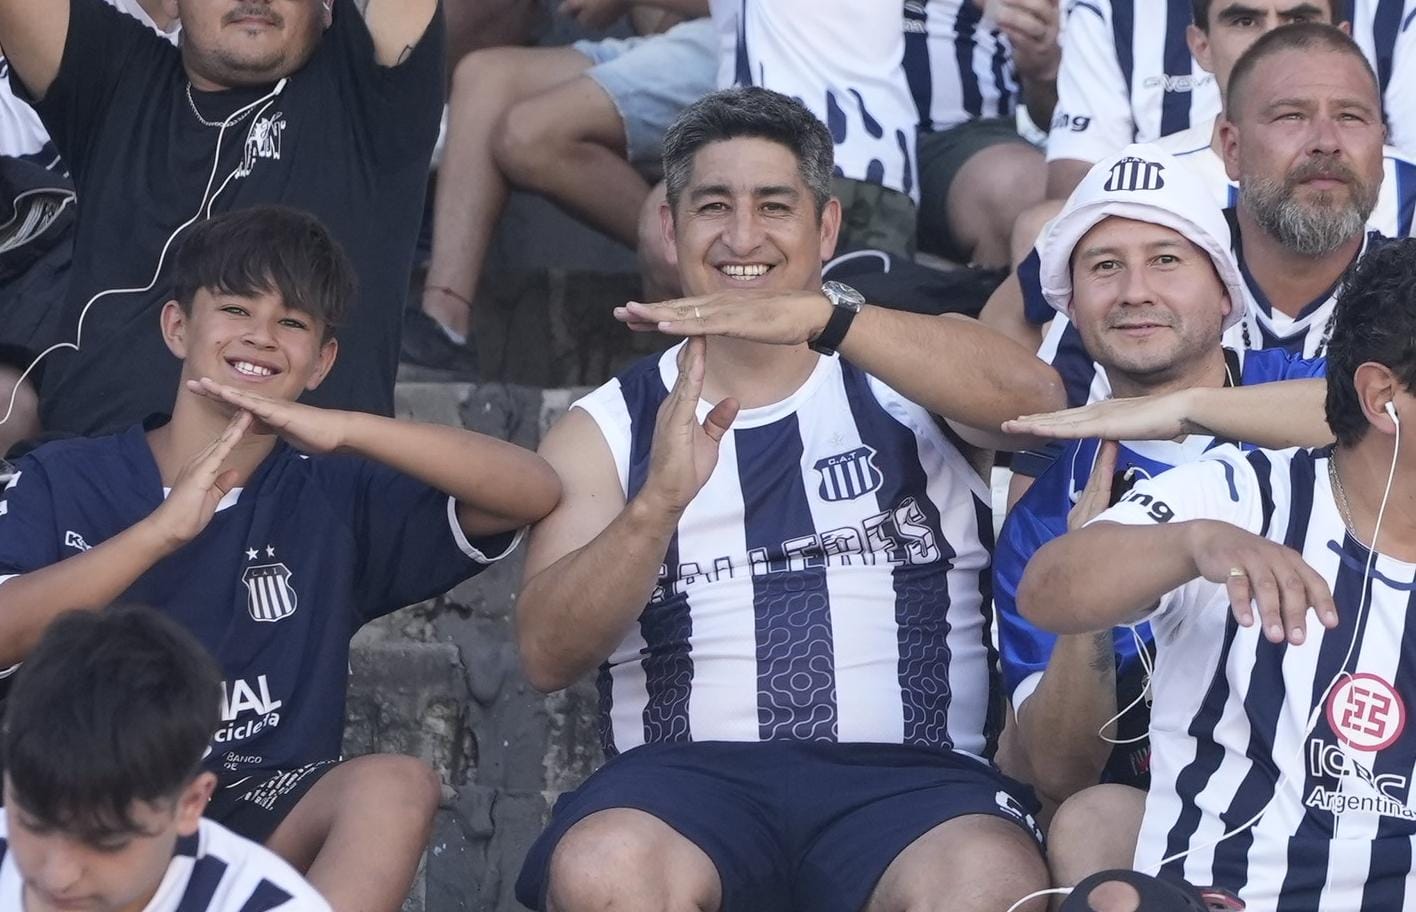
[{"x1": 516, "y1": 741, "x2": 1042, "y2": 912}]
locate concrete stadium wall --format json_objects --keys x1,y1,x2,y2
[{"x1": 344, "y1": 382, "x2": 605, "y2": 912}]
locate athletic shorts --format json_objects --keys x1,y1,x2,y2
[
  {"x1": 206, "y1": 760, "x2": 341, "y2": 844},
  {"x1": 573, "y1": 18, "x2": 717, "y2": 167},
  {"x1": 515, "y1": 741, "x2": 1042, "y2": 912},
  {"x1": 916, "y1": 117, "x2": 1035, "y2": 262}
]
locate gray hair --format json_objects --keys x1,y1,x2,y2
[{"x1": 661, "y1": 87, "x2": 835, "y2": 216}]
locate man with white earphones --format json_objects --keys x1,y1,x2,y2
[
  {"x1": 1019, "y1": 237, "x2": 1416, "y2": 911},
  {"x1": 0, "y1": 0, "x2": 443, "y2": 438}
]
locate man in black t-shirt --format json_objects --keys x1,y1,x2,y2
[{"x1": 0, "y1": 0, "x2": 443, "y2": 437}]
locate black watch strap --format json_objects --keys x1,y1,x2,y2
[{"x1": 810, "y1": 301, "x2": 858, "y2": 355}]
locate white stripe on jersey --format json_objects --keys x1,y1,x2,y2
[
  {"x1": 0, "y1": 815, "x2": 330, "y2": 911},
  {"x1": 904, "y1": 0, "x2": 1020, "y2": 132},
  {"x1": 1046, "y1": 0, "x2": 1221, "y2": 164},
  {"x1": 573, "y1": 346, "x2": 999, "y2": 757},
  {"x1": 710, "y1": 0, "x2": 921, "y2": 200},
  {"x1": 1157, "y1": 120, "x2": 1416, "y2": 239},
  {"x1": 1353, "y1": 0, "x2": 1416, "y2": 156},
  {"x1": 1098, "y1": 446, "x2": 1416, "y2": 910}
]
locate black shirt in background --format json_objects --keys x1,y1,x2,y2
[{"x1": 14, "y1": 0, "x2": 444, "y2": 435}]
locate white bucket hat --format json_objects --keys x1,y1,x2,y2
[{"x1": 1038, "y1": 142, "x2": 1246, "y2": 331}]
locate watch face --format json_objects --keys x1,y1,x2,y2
[{"x1": 822, "y1": 280, "x2": 866, "y2": 311}]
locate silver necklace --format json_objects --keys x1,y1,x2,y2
[
  {"x1": 1329, "y1": 454, "x2": 1355, "y2": 533},
  {"x1": 186, "y1": 82, "x2": 254, "y2": 129}
]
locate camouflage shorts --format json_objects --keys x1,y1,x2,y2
[{"x1": 831, "y1": 176, "x2": 918, "y2": 261}]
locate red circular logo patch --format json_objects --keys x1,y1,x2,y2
[{"x1": 1326, "y1": 673, "x2": 1407, "y2": 752}]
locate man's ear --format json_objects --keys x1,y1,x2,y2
[
  {"x1": 305, "y1": 337, "x2": 339, "y2": 391},
  {"x1": 160, "y1": 300, "x2": 189, "y2": 360},
  {"x1": 1218, "y1": 117, "x2": 1241, "y2": 182},
  {"x1": 818, "y1": 197, "x2": 842, "y2": 263},
  {"x1": 1186, "y1": 23, "x2": 1214, "y2": 75},
  {"x1": 1354, "y1": 361, "x2": 1402, "y2": 435},
  {"x1": 162, "y1": 0, "x2": 179, "y2": 25},
  {"x1": 660, "y1": 199, "x2": 679, "y2": 269},
  {"x1": 174, "y1": 772, "x2": 216, "y2": 837}
]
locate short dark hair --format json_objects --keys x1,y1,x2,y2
[
  {"x1": 2, "y1": 607, "x2": 222, "y2": 842},
  {"x1": 662, "y1": 86, "x2": 835, "y2": 216},
  {"x1": 1324, "y1": 239, "x2": 1416, "y2": 445},
  {"x1": 1190, "y1": 0, "x2": 1345, "y2": 32},
  {"x1": 171, "y1": 205, "x2": 354, "y2": 342},
  {"x1": 1226, "y1": 23, "x2": 1376, "y2": 120}
]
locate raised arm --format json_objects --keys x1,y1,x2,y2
[
  {"x1": 0, "y1": 0, "x2": 71, "y2": 99},
  {"x1": 1003, "y1": 379, "x2": 1333, "y2": 449},
  {"x1": 617, "y1": 291, "x2": 1066, "y2": 449},
  {"x1": 516, "y1": 339, "x2": 738, "y2": 692},
  {"x1": 0, "y1": 411, "x2": 251, "y2": 667},
  {"x1": 187, "y1": 379, "x2": 562, "y2": 538},
  {"x1": 364, "y1": 0, "x2": 440, "y2": 66}
]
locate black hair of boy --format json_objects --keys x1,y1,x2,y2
[
  {"x1": 1, "y1": 606, "x2": 222, "y2": 841},
  {"x1": 171, "y1": 206, "x2": 356, "y2": 342},
  {"x1": 1325, "y1": 237, "x2": 1416, "y2": 446}
]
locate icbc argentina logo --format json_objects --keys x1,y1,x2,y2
[{"x1": 1326, "y1": 673, "x2": 1406, "y2": 752}]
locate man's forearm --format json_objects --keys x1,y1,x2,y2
[
  {"x1": 1182, "y1": 380, "x2": 1332, "y2": 449},
  {"x1": 340, "y1": 412, "x2": 561, "y2": 530},
  {"x1": 1021, "y1": 77, "x2": 1057, "y2": 130},
  {"x1": 837, "y1": 307, "x2": 1064, "y2": 432},
  {"x1": 1017, "y1": 631, "x2": 1116, "y2": 803},
  {"x1": 1020, "y1": 520, "x2": 1201, "y2": 633},
  {"x1": 518, "y1": 495, "x2": 680, "y2": 692},
  {"x1": 0, "y1": 519, "x2": 174, "y2": 666}
]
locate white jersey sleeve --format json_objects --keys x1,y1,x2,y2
[
  {"x1": 1046, "y1": 0, "x2": 1133, "y2": 164},
  {"x1": 1385, "y1": 18, "x2": 1416, "y2": 155},
  {"x1": 1089, "y1": 446, "x2": 1264, "y2": 629}
]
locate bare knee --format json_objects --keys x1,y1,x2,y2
[
  {"x1": 547, "y1": 810, "x2": 718, "y2": 912},
  {"x1": 869, "y1": 815, "x2": 1047, "y2": 912},
  {"x1": 1009, "y1": 198, "x2": 1064, "y2": 265},
  {"x1": 345, "y1": 754, "x2": 442, "y2": 826},
  {"x1": 1047, "y1": 785, "x2": 1145, "y2": 889}
]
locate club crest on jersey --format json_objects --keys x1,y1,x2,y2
[
  {"x1": 814, "y1": 446, "x2": 882, "y2": 502},
  {"x1": 243, "y1": 561, "x2": 298, "y2": 623},
  {"x1": 1104, "y1": 156, "x2": 1166, "y2": 192}
]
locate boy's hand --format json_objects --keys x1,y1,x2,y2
[
  {"x1": 615, "y1": 291, "x2": 834, "y2": 346},
  {"x1": 187, "y1": 378, "x2": 351, "y2": 455},
  {"x1": 639, "y1": 338, "x2": 739, "y2": 515},
  {"x1": 147, "y1": 410, "x2": 251, "y2": 547}
]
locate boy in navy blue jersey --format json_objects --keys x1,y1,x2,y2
[{"x1": 0, "y1": 205, "x2": 561, "y2": 912}]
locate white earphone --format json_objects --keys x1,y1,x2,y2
[{"x1": 1386, "y1": 400, "x2": 1400, "y2": 425}]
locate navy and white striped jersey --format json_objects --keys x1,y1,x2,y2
[
  {"x1": 1354, "y1": 0, "x2": 1416, "y2": 156},
  {"x1": 903, "y1": 0, "x2": 1020, "y2": 133},
  {"x1": 1097, "y1": 445, "x2": 1416, "y2": 909},
  {"x1": 710, "y1": 0, "x2": 921, "y2": 200},
  {"x1": 0, "y1": 815, "x2": 331, "y2": 911},
  {"x1": 1158, "y1": 121, "x2": 1416, "y2": 239},
  {"x1": 575, "y1": 345, "x2": 1001, "y2": 759},
  {"x1": 1046, "y1": 0, "x2": 1220, "y2": 164}
]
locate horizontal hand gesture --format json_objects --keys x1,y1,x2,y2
[
  {"x1": 641, "y1": 338, "x2": 739, "y2": 515},
  {"x1": 187, "y1": 378, "x2": 349, "y2": 455},
  {"x1": 1003, "y1": 395, "x2": 1189, "y2": 443},
  {"x1": 615, "y1": 290, "x2": 833, "y2": 347}
]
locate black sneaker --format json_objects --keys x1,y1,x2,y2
[{"x1": 400, "y1": 308, "x2": 479, "y2": 378}]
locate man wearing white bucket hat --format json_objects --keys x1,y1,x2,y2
[
  {"x1": 1009, "y1": 24, "x2": 1391, "y2": 496},
  {"x1": 992, "y1": 140, "x2": 1326, "y2": 891}
]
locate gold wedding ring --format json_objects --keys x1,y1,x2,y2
[{"x1": 694, "y1": 305, "x2": 703, "y2": 320}]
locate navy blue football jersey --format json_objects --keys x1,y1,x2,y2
[{"x1": 0, "y1": 420, "x2": 517, "y2": 775}]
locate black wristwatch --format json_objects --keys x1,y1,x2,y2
[{"x1": 809, "y1": 281, "x2": 866, "y2": 355}]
